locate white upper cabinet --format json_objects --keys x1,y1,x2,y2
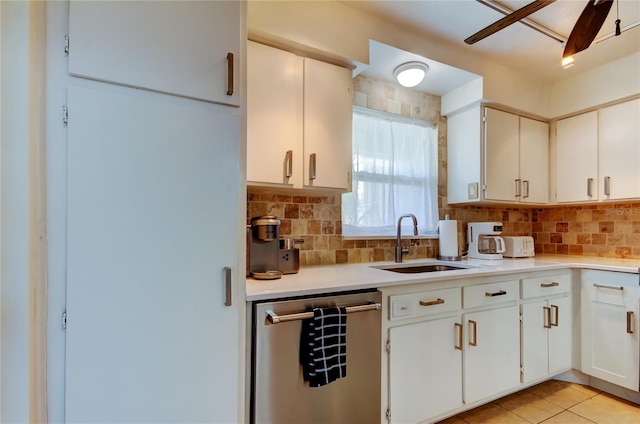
[
  {"x1": 303, "y1": 57, "x2": 353, "y2": 191},
  {"x1": 69, "y1": 1, "x2": 240, "y2": 106},
  {"x1": 247, "y1": 41, "x2": 353, "y2": 192},
  {"x1": 484, "y1": 108, "x2": 520, "y2": 202},
  {"x1": 520, "y1": 116, "x2": 550, "y2": 204},
  {"x1": 247, "y1": 41, "x2": 303, "y2": 187},
  {"x1": 556, "y1": 98, "x2": 640, "y2": 203},
  {"x1": 556, "y1": 111, "x2": 598, "y2": 203},
  {"x1": 598, "y1": 98, "x2": 640, "y2": 200},
  {"x1": 448, "y1": 105, "x2": 549, "y2": 204}
]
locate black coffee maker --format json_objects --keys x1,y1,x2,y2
[{"x1": 247, "y1": 216, "x2": 281, "y2": 279}]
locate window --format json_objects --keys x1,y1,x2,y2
[{"x1": 342, "y1": 106, "x2": 439, "y2": 238}]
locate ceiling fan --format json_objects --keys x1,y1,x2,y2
[{"x1": 465, "y1": 0, "x2": 618, "y2": 59}]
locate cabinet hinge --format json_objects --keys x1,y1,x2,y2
[
  {"x1": 386, "y1": 339, "x2": 391, "y2": 353},
  {"x1": 64, "y1": 35, "x2": 69, "y2": 56},
  {"x1": 62, "y1": 310, "x2": 67, "y2": 330},
  {"x1": 63, "y1": 106, "x2": 69, "y2": 126},
  {"x1": 386, "y1": 407, "x2": 391, "y2": 422}
]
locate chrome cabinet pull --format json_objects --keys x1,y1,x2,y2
[
  {"x1": 543, "y1": 306, "x2": 551, "y2": 329},
  {"x1": 627, "y1": 311, "x2": 634, "y2": 334},
  {"x1": 515, "y1": 179, "x2": 522, "y2": 197},
  {"x1": 587, "y1": 178, "x2": 594, "y2": 197},
  {"x1": 604, "y1": 176, "x2": 611, "y2": 196},
  {"x1": 455, "y1": 323, "x2": 463, "y2": 351},
  {"x1": 419, "y1": 298, "x2": 445, "y2": 307},
  {"x1": 485, "y1": 290, "x2": 507, "y2": 297},
  {"x1": 593, "y1": 283, "x2": 624, "y2": 291},
  {"x1": 541, "y1": 282, "x2": 560, "y2": 288},
  {"x1": 285, "y1": 150, "x2": 293, "y2": 178},
  {"x1": 224, "y1": 267, "x2": 232, "y2": 307},
  {"x1": 523, "y1": 180, "x2": 530, "y2": 198},
  {"x1": 469, "y1": 320, "x2": 477, "y2": 347},
  {"x1": 226, "y1": 53, "x2": 234, "y2": 96},
  {"x1": 551, "y1": 305, "x2": 559, "y2": 327},
  {"x1": 309, "y1": 153, "x2": 317, "y2": 181}
]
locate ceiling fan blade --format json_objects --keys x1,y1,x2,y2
[
  {"x1": 563, "y1": 0, "x2": 613, "y2": 58},
  {"x1": 465, "y1": 0, "x2": 557, "y2": 45}
]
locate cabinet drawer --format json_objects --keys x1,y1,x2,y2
[
  {"x1": 463, "y1": 280, "x2": 518, "y2": 309},
  {"x1": 389, "y1": 287, "x2": 461, "y2": 321},
  {"x1": 521, "y1": 274, "x2": 570, "y2": 299}
]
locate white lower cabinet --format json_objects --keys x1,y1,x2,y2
[
  {"x1": 389, "y1": 316, "x2": 462, "y2": 423},
  {"x1": 462, "y1": 304, "x2": 520, "y2": 404},
  {"x1": 581, "y1": 270, "x2": 640, "y2": 391},
  {"x1": 521, "y1": 274, "x2": 572, "y2": 383},
  {"x1": 384, "y1": 279, "x2": 523, "y2": 423},
  {"x1": 462, "y1": 280, "x2": 521, "y2": 407}
]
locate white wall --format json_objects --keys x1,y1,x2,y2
[
  {"x1": 1, "y1": 1, "x2": 30, "y2": 422},
  {"x1": 248, "y1": 0, "x2": 552, "y2": 116},
  {"x1": 549, "y1": 52, "x2": 640, "y2": 117}
]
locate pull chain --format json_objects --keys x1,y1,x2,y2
[{"x1": 615, "y1": 0, "x2": 621, "y2": 36}]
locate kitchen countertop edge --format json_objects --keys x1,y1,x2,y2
[{"x1": 246, "y1": 254, "x2": 640, "y2": 301}]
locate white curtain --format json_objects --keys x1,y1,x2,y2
[{"x1": 342, "y1": 107, "x2": 439, "y2": 237}]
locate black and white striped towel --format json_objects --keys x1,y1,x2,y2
[{"x1": 300, "y1": 306, "x2": 347, "y2": 387}]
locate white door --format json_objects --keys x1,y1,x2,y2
[
  {"x1": 581, "y1": 272, "x2": 639, "y2": 391},
  {"x1": 247, "y1": 41, "x2": 303, "y2": 187},
  {"x1": 548, "y1": 296, "x2": 572, "y2": 375},
  {"x1": 598, "y1": 98, "x2": 640, "y2": 200},
  {"x1": 463, "y1": 305, "x2": 520, "y2": 404},
  {"x1": 68, "y1": 0, "x2": 240, "y2": 106},
  {"x1": 484, "y1": 108, "x2": 519, "y2": 202},
  {"x1": 521, "y1": 296, "x2": 572, "y2": 383},
  {"x1": 520, "y1": 117, "x2": 549, "y2": 204},
  {"x1": 303, "y1": 57, "x2": 353, "y2": 191},
  {"x1": 556, "y1": 112, "x2": 598, "y2": 202},
  {"x1": 521, "y1": 300, "x2": 549, "y2": 383},
  {"x1": 389, "y1": 316, "x2": 462, "y2": 424},
  {"x1": 65, "y1": 81, "x2": 242, "y2": 423}
]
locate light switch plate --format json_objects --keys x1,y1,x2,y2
[{"x1": 468, "y1": 182, "x2": 479, "y2": 199}]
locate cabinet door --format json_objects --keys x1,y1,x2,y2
[
  {"x1": 556, "y1": 112, "x2": 598, "y2": 202},
  {"x1": 548, "y1": 296, "x2": 572, "y2": 375},
  {"x1": 66, "y1": 82, "x2": 242, "y2": 423},
  {"x1": 581, "y1": 272, "x2": 640, "y2": 391},
  {"x1": 247, "y1": 41, "x2": 303, "y2": 187},
  {"x1": 598, "y1": 98, "x2": 640, "y2": 200},
  {"x1": 521, "y1": 296, "x2": 572, "y2": 383},
  {"x1": 521, "y1": 300, "x2": 548, "y2": 383},
  {"x1": 389, "y1": 316, "x2": 462, "y2": 424},
  {"x1": 484, "y1": 108, "x2": 520, "y2": 201},
  {"x1": 520, "y1": 117, "x2": 549, "y2": 204},
  {"x1": 303, "y1": 57, "x2": 353, "y2": 191},
  {"x1": 69, "y1": 1, "x2": 240, "y2": 106},
  {"x1": 464, "y1": 305, "x2": 520, "y2": 404}
]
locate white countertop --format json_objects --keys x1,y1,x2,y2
[{"x1": 246, "y1": 254, "x2": 640, "y2": 301}]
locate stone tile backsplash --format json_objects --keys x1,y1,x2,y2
[
  {"x1": 532, "y1": 203, "x2": 640, "y2": 259},
  {"x1": 247, "y1": 192, "x2": 438, "y2": 266}
]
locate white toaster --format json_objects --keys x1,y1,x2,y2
[{"x1": 502, "y1": 236, "x2": 535, "y2": 258}]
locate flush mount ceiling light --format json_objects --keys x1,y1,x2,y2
[{"x1": 393, "y1": 61, "x2": 428, "y2": 88}]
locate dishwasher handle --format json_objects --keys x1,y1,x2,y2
[{"x1": 266, "y1": 302, "x2": 381, "y2": 324}]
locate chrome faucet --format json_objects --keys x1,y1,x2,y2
[{"x1": 395, "y1": 214, "x2": 418, "y2": 263}]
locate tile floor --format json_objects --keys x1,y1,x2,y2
[{"x1": 438, "y1": 380, "x2": 640, "y2": 424}]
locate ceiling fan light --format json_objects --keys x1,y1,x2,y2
[
  {"x1": 562, "y1": 56, "x2": 575, "y2": 69},
  {"x1": 393, "y1": 62, "x2": 428, "y2": 87}
]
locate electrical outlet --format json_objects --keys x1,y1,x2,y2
[{"x1": 468, "y1": 182, "x2": 479, "y2": 199}]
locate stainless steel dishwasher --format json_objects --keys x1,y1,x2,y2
[{"x1": 251, "y1": 289, "x2": 382, "y2": 424}]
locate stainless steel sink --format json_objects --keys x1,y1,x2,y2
[{"x1": 374, "y1": 262, "x2": 477, "y2": 274}]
